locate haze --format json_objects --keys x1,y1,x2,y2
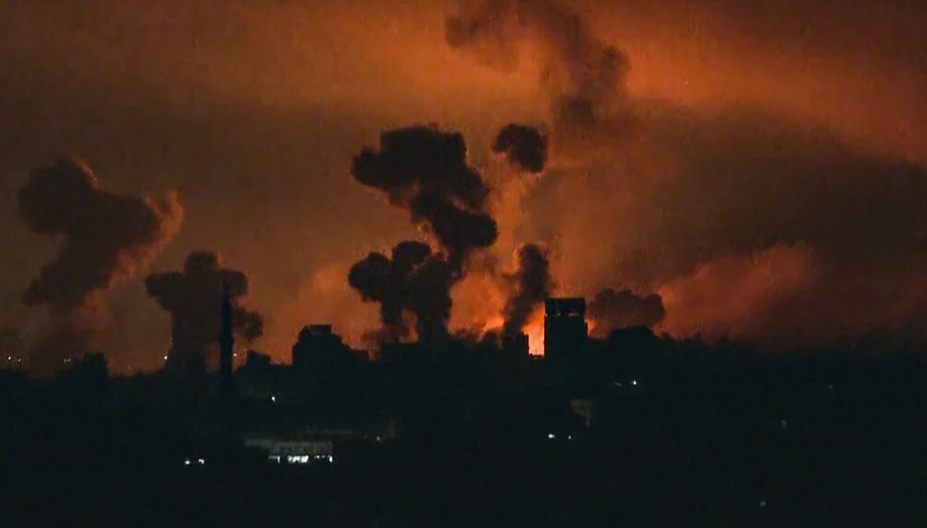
[{"x1": 2, "y1": 0, "x2": 926, "y2": 369}]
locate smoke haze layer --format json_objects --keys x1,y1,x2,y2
[
  {"x1": 18, "y1": 158, "x2": 182, "y2": 374},
  {"x1": 447, "y1": 0, "x2": 640, "y2": 159},
  {"x1": 550, "y1": 102, "x2": 927, "y2": 346},
  {"x1": 587, "y1": 288, "x2": 665, "y2": 338},
  {"x1": 448, "y1": 0, "x2": 927, "y2": 348}
]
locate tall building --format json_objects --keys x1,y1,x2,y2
[{"x1": 544, "y1": 298, "x2": 588, "y2": 366}]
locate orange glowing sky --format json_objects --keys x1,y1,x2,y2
[{"x1": 1, "y1": 0, "x2": 926, "y2": 367}]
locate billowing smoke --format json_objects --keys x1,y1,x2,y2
[
  {"x1": 349, "y1": 126, "x2": 500, "y2": 346},
  {"x1": 351, "y1": 125, "x2": 498, "y2": 265},
  {"x1": 587, "y1": 288, "x2": 666, "y2": 338},
  {"x1": 146, "y1": 251, "x2": 263, "y2": 371},
  {"x1": 503, "y1": 243, "x2": 554, "y2": 335},
  {"x1": 18, "y1": 158, "x2": 183, "y2": 375},
  {"x1": 348, "y1": 241, "x2": 455, "y2": 344},
  {"x1": 448, "y1": 1, "x2": 927, "y2": 349},
  {"x1": 447, "y1": 0, "x2": 638, "y2": 157},
  {"x1": 492, "y1": 124, "x2": 548, "y2": 173}
]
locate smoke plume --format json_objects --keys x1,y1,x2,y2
[
  {"x1": 351, "y1": 125, "x2": 498, "y2": 265},
  {"x1": 447, "y1": 0, "x2": 639, "y2": 158},
  {"x1": 18, "y1": 158, "x2": 183, "y2": 374},
  {"x1": 145, "y1": 251, "x2": 263, "y2": 370},
  {"x1": 587, "y1": 288, "x2": 666, "y2": 338},
  {"x1": 349, "y1": 126, "x2": 501, "y2": 346},
  {"x1": 503, "y1": 243, "x2": 554, "y2": 335},
  {"x1": 492, "y1": 123, "x2": 548, "y2": 173},
  {"x1": 348, "y1": 241, "x2": 456, "y2": 346}
]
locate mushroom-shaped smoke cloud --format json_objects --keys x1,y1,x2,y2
[
  {"x1": 351, "y1": 125, "x2": 498, "y2": 265},
  {"x1": 349, "y1": 241, "x2": 455, "y2": 345},
  {"x1": 18, "y1": 158, "x2": 183, "y2": 375},
  {"x1": 349, "y1": 126, "x2": 500, "y2": 347},
  {"x1": 146, "y1": 251, "x2": 263, "y2": 372}
]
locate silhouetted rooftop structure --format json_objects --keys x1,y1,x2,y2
[
  {"x1": 502, "y1": 332, "x2": 529, "y2": 358},
  {"x1": 544, "y1": 298, "x2": 589, "y2": 368},
  {"x1": 245, "y1": 350, "x2": 272, "y2": 369},
  {"x1": 545, "y1": 298, "x2": 586, "y2": 318},
  {"x1": 292, "y1": 325, "x2": 358, "y2": 370}
]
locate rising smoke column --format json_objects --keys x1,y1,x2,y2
[
  {"x1": 18, "y1": 158, "x2": 183, "y2": 375},
  {"x1": 349, "y1": 242, "x2": 457, "y2": 346},
  {"x1": 349, "y1": 126, "x2": 499, "y2": 345},
  {"x1": 447, "y1": 0, "x2": 639, "y2": 156},
  {"x1": 348, "y1": 241, "x2": 432, "y2": 342},
  {"x1": 481, "y1": 122, "x2": 550, "y2": 263},
  {"x1": 145, "y1": 251, "x2": 263, "y2": 371},
  {"x1": 488, "y1": 122, "x2": 550, "y2": 328},
  {"x1": 502, "y1": 243, "x2": 554, "y2": 336},
  {"x1": 587, "y1": 288, "x2": 666, "y2": 338}
]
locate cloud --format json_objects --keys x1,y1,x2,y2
[
  {"x1": 145, "y1": 251, "x2": 263, "y2": 370},
  {"x1": 446, "y1": 0, "x2": 640, "y2": 160},
  {"x1": 18, "y1": 158, "x2": 182, "y2": 374},
  {"x1": 587, "y1": 288, "x2": 665, "y2": 338},
  {"x1": 503, "y1": 243, "x2": 554, "y2": 335},
  {"x1": 351, "y1": 125, "x2": 498, "y2": 264}
]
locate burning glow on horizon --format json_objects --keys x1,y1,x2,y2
[
  {"x1": 480, "y1": 309, "x2": 598, "y2": 357},
  {"x1": 481, "y1": 311, "x2": 544, "y2": 356},
  {"x1": 524, "y1": 313, "x2": 544, "y2": 356}
]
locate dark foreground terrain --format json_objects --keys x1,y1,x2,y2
[{"x1": 2, "y1": 373, "x2": 925, "y2": 528}]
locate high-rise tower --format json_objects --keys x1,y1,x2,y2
[{"x1": 544, "y1": 298, "x2": 588, "y2": 367}]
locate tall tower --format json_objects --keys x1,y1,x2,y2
[
  {"x1": 218, "y1": 283, "x2": 235, "y2": 398},
  {"x1": 544, "y1": 298, "x2": 588, "y2": 368}
]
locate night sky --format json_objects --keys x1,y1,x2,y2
[{"x1": 2, "y1": 0, "x2": 926, "y2": 370}]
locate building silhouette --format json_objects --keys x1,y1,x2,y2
[
  {"x1": 165, "y1": 335, "x2": 208, "y2": 379},
  {"x1": 502, "y1": 332, "x2": 529, "y2": 358},
  {"x1": 544, "y1": 298, "x2": 588, "y2": 367},
  {"x1": 292, "y1": 325, "x2": 356, "y2": 370}
]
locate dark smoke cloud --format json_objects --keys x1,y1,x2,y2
[
  {"x1": 503, "y1": 243, "x2": 554, "y2": 335},
  {"x1": 18, "y1": 158, "x2": 182, "y2": 374},
  {"x1": 447, "y1": 0, "x2": 639, "y2": 157},
  {"x1": 349, "y1": 126, "x2": 502, "y2": 346},
  {"x1": 348, "y1": 241, "x2": 454, "y2": 345},
  {"x1": 351, "y1": 125, "x2": 497, "y2": 264},
  {"x1": 146, "y1": 251, "x2": 263, "y2": 370},
  {"x1": 587, "y1": 288, "x2": 665, "y2": 338},
  {"x1": 492, "y1": 123, "x2": 548, "y2": 173}
]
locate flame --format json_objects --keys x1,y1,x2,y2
[
  {"x1": 524, "y1": 313, "x2": 545, "y2": 356},
  {"x1": 481, "y1": 314, "x2": 505, "y2": 334},
  {"x1": 480, "y1": 311, "x2": 545, "y2": 356}
]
